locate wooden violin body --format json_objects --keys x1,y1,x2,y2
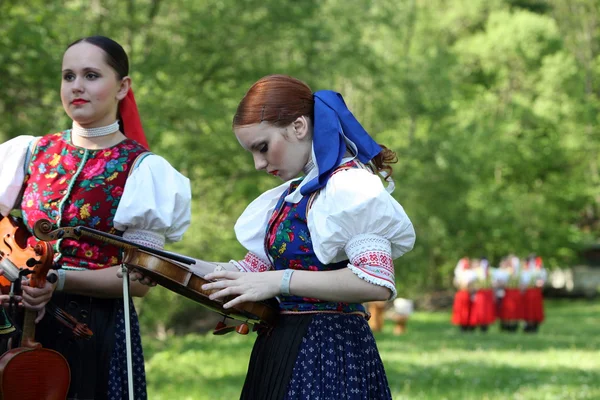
[
  {"x1": 0, "y1": 216, "x2": 92, "y2": 337},
  {"x1": 0, "y1": 346, "x2": 70, "y2": 400},
  {"x1": 0, "y1": 216, "x2": 38, "y2": 292},
  {"x1": 0, "y1": 216, "x2": 70, "y2": 400},
  {"x1": 34, "y1": 219, "x2": 278, "y2": 331},
  {"x1": 123, "y1": 249, "x2": 278, "y2": 328}
]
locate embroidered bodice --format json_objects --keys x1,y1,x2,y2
[
  {"x1": 266, "y1": 171, "x2": 365, "y2": 313},
  {"x1": 21, "y1": 131, "x2": 148, "y2": 269}
]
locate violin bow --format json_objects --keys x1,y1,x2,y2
[
  {"x1": 33, "y1": 218, "x2": 193, "y2": 399},
  {"x1": 122, "y1": 263, "x2": 134, "y2": 400},
  {"x1": 33, "y1": 219, "x2": 196, "y2": 265}
]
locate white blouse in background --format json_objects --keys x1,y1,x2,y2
[{"x1": 0, "y1": 135, "x2": 191, "y2": 249}]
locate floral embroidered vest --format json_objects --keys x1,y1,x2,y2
[
  {"x1": 21, "y1": 131, "x2": 148, "y2": 270},
  {"x1": 266, "y1": 162, "x2": 366, "y2": 314}
]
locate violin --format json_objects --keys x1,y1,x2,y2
[
  {"x1": 0, "y1": 216, "x2": 92, "y2": 340},
  {"x1": 0, "y1": 216, "x2": 41, "y2": 292},
  {"x1": 33, "y1": 219, "x2": 278, "y2": 334},
  {"x1": 123, "y1": 249, "x2": 278, "y2": 334},
  {"x1": 0, "y1": 216, "x2": 70, "y2": 400}
]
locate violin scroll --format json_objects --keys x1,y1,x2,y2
[
  {"x1": 33, "y1": 219, "x2": 80, "y2": 242},
  {"x1": 27, "y1": 241, "x2": 54, "y2": 289}
]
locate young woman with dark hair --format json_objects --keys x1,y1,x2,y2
[{"x1": 0, "y1": 36, "x2": 191, "y2": 399}]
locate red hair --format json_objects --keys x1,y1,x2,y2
[
  {"x1": 233, "y1": 74, "x2": 397, "y2": 177},
  {"x1": 233, "y1": 75, "x2": 313, "y2": 128}
]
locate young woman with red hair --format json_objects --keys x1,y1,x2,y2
[{"x1": 189, "y1": 75, "x2": 415, "y2": 399}]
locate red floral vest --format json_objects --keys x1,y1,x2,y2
[{"x1": 21, "y1": 131, "x2": 148, "y2": 270}]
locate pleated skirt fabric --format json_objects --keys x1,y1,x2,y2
[
  {"x1": 451, "y1": 289, "x2": 472, "y2": 326},
  {"x1": 499, "y1": 288, "x2": 523, "y2": 320},
  {"x1": 36, "y1": 293, "x2": 147, "y2": 400},
  {"x1": 241, "y1": 313, "x2": 392, "y2": 400},
  {"x1": 522, "y1": 288, "x2": 544, "y2": 322},
  {"x1": 469, "y1": 289, "x2": 496, "y2": 325}
]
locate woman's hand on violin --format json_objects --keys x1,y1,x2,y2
[
  {"x1": 0, "y1": 294, "x2": 18, "y2": 308},
  {"x1": 21, "y1": 277, "x2": 57, "y2": 323},
  {"x1": 0, "y1": 271, "x2": 22, "y2": 307},
  {"x1": 117, "y1": 267, "x2": 157, "y2": 287},
  {"x1": 201, "y1": 270, "x2": 283, "y2": 309}
]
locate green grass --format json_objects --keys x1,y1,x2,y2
[{"x1": 143, "y1": 300, "x2": 600, "y2": 399}]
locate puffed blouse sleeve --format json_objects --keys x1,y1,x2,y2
[
  {"x1": 307, "y1": 168, "x2": 416, "y2": 300},
  {"x1": 231, "y1": 182, "x2": 291, "y2": 272},
  {"x1": 113, "y1": 154, "x2": 192, "y2": 249},
  {"x1": 0, "y1": 135, "x2": 37, "y2": 217}
]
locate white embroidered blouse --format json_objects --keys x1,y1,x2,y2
[
  {"x1": 0, "y1": 135, "x2": 191, "y2": 249},
  {"x1": 233, "y1": 161, "x2": 416, "y2": 300}
]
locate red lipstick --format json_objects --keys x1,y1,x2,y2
[{"x1": 72, "y1": 99, "x2": 89, "y2": 105}]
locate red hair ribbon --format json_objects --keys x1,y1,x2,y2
[{"x1": 119, "y1": 88, "x2": 150, "y2": 150}]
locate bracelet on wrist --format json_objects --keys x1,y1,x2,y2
[
  {"x1": 55, "y1": 269, "x2": 67, "y2": 291},
  {"x1": 280, "y1": 269, "x2": 294, "y2": 296}
]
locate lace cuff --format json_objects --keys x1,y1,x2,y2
[
  {"x1": 345, "y1": 234, "x2": 396, "y2": 300},
  {"x1": 233, "y1": 252, "x2": 271, "y2": 272},
  {"x1": 123, "y1": 229, "x2": 165, "y2": 250}
]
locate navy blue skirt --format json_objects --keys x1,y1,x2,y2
[
  {"x1": 242, "y1": 313, "x2": 392, "y2": 400},
  {"x1": 36, "y1": 293, "x2": 146, "y2": 400}
]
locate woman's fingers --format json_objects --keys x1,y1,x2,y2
[
  {"x1": 203, "y1": 271, "x2": 239, "y2": 281},
  {"x1": 203, "y1": 279, "x2": 236, "y2": 291},
  {"x1": 202, "y1": 270, "x2": 280, "y2": 306},
  {"x1": 118, "y1": 268, "x2": 157, "y2": 286},
  {"x1": 208, "y1": 283, "x2": 245, "y2": 300},
  {"x1": 222, "y1": 293, "x2": 254, "y2": 309},
  {"x1": 21, "y1": 284, "x2": 54, "y2": 310},
  {"x1": 35, "y1": 308, "x2": 46, "y2": 323},
  {"x1": 0, "y1": 294, "x2": 21, "y2": 307},
  {"x1": 139, "y1": 276, "x2": 157, "y2": 287}
]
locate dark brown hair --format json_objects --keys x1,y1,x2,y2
[
  {"x1": 67, "y1": 36, "x2": 129, "y2": 78},
  {"x1": 233, "y1": 74, "x2": 397, "y2": 177}
]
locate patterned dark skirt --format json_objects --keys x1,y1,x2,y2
[
  {"x1": 36, "y1": 293, "x2": 147, "y2": 400},
  {"x1": 241, "y1": 313, "x2": 392, "y2": 400}
]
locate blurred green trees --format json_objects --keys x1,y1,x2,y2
[{"x1": 1, "y1": 0, "x2": 598, "y2": 333}]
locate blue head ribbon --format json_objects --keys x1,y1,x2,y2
[{"x1": 300, "y1": 90, "x2": 382, "y2": 195}]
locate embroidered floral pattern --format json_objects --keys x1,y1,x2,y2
[
  {"x1": 239, "y1": 252, "x2": 271, "y2": 272},
  {"x1": 21, "y1": 131, "x2": 147, "y2": 270},
  {"x1": 265, "y1": 163, "x2": 366, "y2": 314},
  {"x1": 353, "y1": 251, "x2": 395, "y2": 284}
]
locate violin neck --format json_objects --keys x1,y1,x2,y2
[
  {"x1": 78, "y1": 227, "x2": 195, "y2": 265},
  {"x1": 21, "y1": 309, "x2": 40, "y2": 348},
  {"x1": 33, "y1": 219, "x2": 195, "y2": 265}
]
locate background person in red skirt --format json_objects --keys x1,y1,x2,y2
[
  {"x1": 521, "y1": 255, "x2": 546, "y2": 333},
  {"x1": 468, "y1": 257, "x2": 497, "y2": 332},
  {"x1": 497, "y1": 255, "x2": 523, "y2": 332},
  {"x1": 451, "y1": 257, "x2": 476, "y2": 332}
]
